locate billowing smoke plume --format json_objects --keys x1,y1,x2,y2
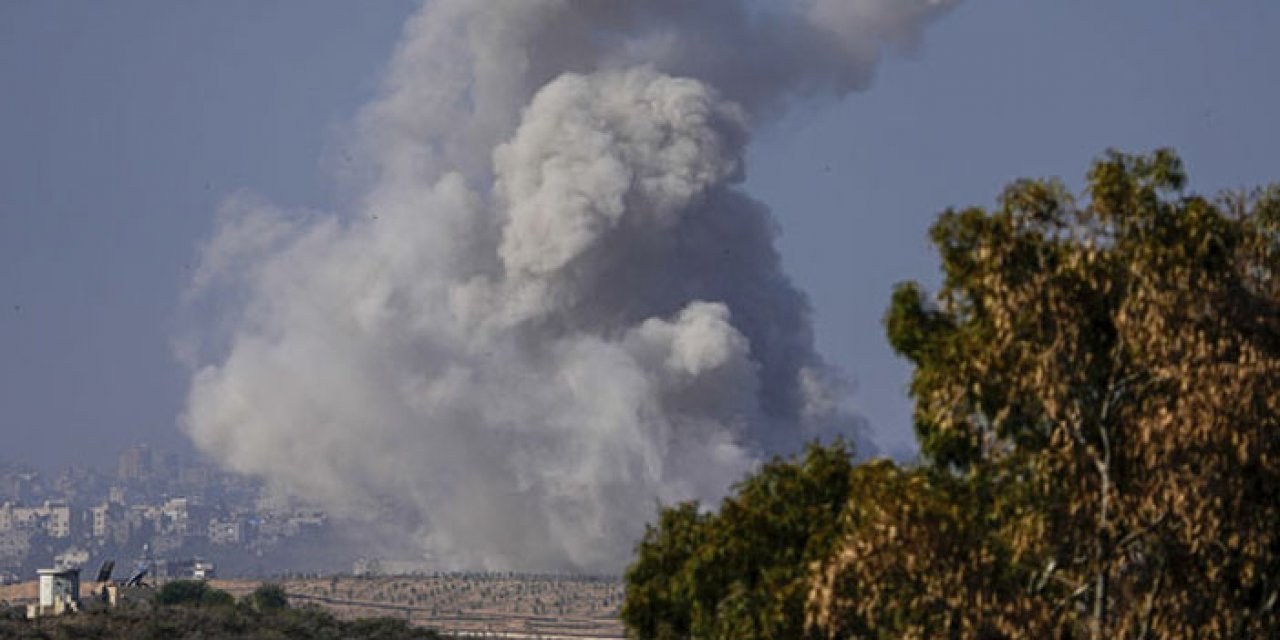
[{"x1": 182, "y1": 0, "x2": 956, "y2": 572}]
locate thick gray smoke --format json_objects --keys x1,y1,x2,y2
[{"x1": 182, "y1": 0, "x2": 956, "y2": 572}]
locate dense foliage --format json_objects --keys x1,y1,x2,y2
[
  {"x1": 622, "y1": 441, "x2": 856, "y2": 639},
  {"x1": 624, "y1": 150, "x2": 1280, "y2": 639},
  {"x1": 153, "y1": 579, "x2": 235, "y2": 608},
  {"x1": 1, "y1": 582, "x2": 444, "y2": 639},
  {"x1": 244, "y1": 583, "x2": 290, "y2": 613}
]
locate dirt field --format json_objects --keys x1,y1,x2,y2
[
  {"x1": 280, "y1": 574, "x2": 624, "y2": 639},
  {"x1": 0, "y1": 580, "x2": 36, "y2": 604}
]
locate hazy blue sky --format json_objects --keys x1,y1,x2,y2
[{"x1": 3, "y1": 1, "x2": 1278, "y2": 470}]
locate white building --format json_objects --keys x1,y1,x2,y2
[
  {"x1": 0, "y1": 501, "x2": 73, "y2": 538},
  {"x1": 90, "y1": 502, "x2": 127, "y2": 543},
  {"x1": 161, "y1": 497, "x2": 190, "y2": 535},
  {"x1": 27, "y1": 567, "x2": 80, "y2": 619},
  {"x1": 192, "y1": 559, "x2": 216, "y2": 580}
]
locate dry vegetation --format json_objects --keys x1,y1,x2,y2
[{"x1": 226, "y1": 574, "x2": 624, "y2": 638}]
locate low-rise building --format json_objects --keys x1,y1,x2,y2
[
  {"x1": 208, "y1": 518, "x2": 246, "y2": 546},
  {"x1": 90, "y1": 502, "x2": 128, "y2": 544},
  {"x1": 27, "y1": 567, "x2": 80, "y2": 619},
  {"x1": 160, "y1": 497, "x2": 190, "y2": 535},
  {"x1": 192, "y1": 558, "x2": 216, "y2": 580},
  {"x1": 1, "y1": 501, "x2": 73, "y2": 538}
]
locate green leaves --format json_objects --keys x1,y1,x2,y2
[
  {"x1": 622, "y1": 441, "x2": 857, "y2": 640},
  {"x1": 245, "y1": 583, "x2": 290, "y2": 613},
  {"x1": 153, "y1": 580, "x2": 234, "y2": 608}
]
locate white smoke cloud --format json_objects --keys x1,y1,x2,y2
[{"x1": 181, "y1": 0, "x2": 957, "y2": 572}]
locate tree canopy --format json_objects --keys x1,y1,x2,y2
[
  {"x1": 244, "y1": 583, "x2": 290, "y2": 613},
  {"x1": 816, "y1": 149, "x2": 1280, "y2": 638},
  {"x1": 624, "y1": 149, "x2": 1280, "y2": 639},
  {"x1": 153, "y1": 580, "x2": 235, "y2": 608},
  {"x1": 622, "y1": 440, "x2": 856, "y2": 639}
]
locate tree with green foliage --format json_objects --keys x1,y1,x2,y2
[
  {"x1": 244, "y1": 582, "x2": 290, "y2": 613},
  {"x1": 622, "y1": 440, "x2": 856, "y2": 639},
  {"x1": 201, "y1": 587, "x2": 236, "y2": 608},
  {"x1": 621, "y1": 502, "x2": 706, "y2": 639},
  {"x1": 808, "y1": 149, "x2": 1280, "y2": 638},
  {"x1": 153, "y1": 579, "x2": 234, "y2": 608}
]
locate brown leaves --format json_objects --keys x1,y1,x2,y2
[
  {"x1": 806, "y1": 463, "x2": 1065, "y2": 639},
  {"x1": 838, "y1": 151, "x2": 1280, "y2": 639}
]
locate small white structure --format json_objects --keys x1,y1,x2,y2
[
  {"x1": 192, "y1": 559, "x2": 216, "y2": 580},
  {"x1": 27, "y1": 567, "x2": 80, "y2": 618}
]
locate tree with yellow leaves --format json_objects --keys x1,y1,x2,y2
[{"x1": 809, "y1": 150, "x2": 1280, "y2": 638}]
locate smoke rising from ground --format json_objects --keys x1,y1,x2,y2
[{"x1": 181, "y1": 0, "x2": 956, "y2": 572}]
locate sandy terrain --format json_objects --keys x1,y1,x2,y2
[
  {"x1": 0, "y1": 580, "x2": 36, "y2": 604},
  {"x1": 273, "y1": 575, "x2": 624, "y2": 638}
]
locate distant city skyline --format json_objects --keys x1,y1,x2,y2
[
  {"x1": 1, "y1": 441, "x2": 216, "y2": 477},
  {"x1": 0, "y1": 438, "x2": 349, "y2": 582}
]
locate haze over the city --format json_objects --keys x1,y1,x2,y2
[{"x1": 3, "y1": 1, "x2": 1279, "y2": 573}]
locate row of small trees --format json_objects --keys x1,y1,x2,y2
[
  {"x1": 622, "y1": 150, "x2": 1280, "y2": 638},
  {"x1": 153, "y1": 580, "x2": 288, "y2": 611}
]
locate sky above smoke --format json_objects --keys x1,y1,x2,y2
[{"x1": 180, "y1": 0, "x2": 955, "y2": 572}]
